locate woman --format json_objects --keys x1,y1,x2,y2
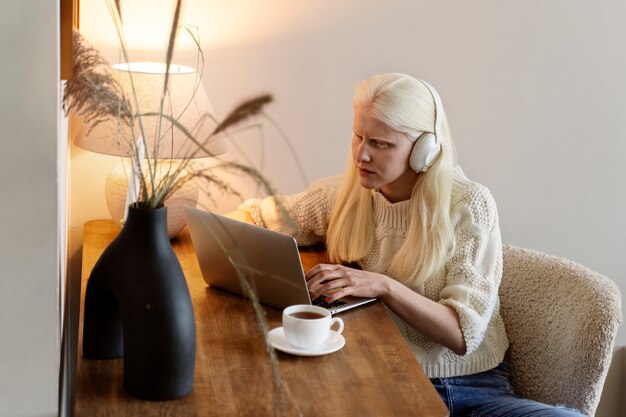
[{"x1": 231, "y1": 73, "x2": 583, "y2": 416}]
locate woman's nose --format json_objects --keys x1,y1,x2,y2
[{"x1": 355, "y1": 143, "x2": 371, "y2": 162}]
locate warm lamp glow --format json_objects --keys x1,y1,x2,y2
[
  {"x1": 116, "y1": 62, "x2": 195, "y2": 74},
  {"x1": 76, "y1": 61, "x2": 227, "y2": 238},
  {"x1": 80, "y1": 0, "x2": 384, "y2": 51},
  {"x1": 75, "y1": 62, "x2": 227, "y2": 158}
]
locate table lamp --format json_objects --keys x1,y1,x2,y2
[{"x1": 75, "y1": 62, "x2": 227, "y2": 238}]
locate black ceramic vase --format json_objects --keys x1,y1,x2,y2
[{"x1": 82, "y1": 205, "x2": 196, "y2": 400}]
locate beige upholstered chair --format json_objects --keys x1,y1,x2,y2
[{"x1": 499, "y1": 245, "x2": 623, "y2": 416}]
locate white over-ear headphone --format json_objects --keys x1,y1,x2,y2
[{"x1": 409, "y1": 79, "x2": 443, "y2": 173}]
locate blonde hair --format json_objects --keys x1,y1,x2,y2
[{"x1": 326, "y1": 73, "x2": 456, "y2": 290}]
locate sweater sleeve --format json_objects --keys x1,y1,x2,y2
[
  {"x1": 237, "y1": 176, "x2": 339, "y2": 246},
  {"x1": 439, "y1": 183, "x2": 503, "y2": 355}
]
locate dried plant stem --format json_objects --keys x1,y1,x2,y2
[
  {"x1": 214, "y1": 95, "x2": 273, "y2": 135},
  {"x1": 106, "y1": 0, "x2": 155, "y2": 200},
  {"x1": 151, "y1": 0, "x2": 182, "y2": 189},
  {"x1": 236, "y1": 273, "x2": 291, "y2": 416},
  {"x1": 198, "y1": 217, "x2": 300, "y2": 417},
  {"x1": 65, "y1": 3, "x2": 306, "y2": 411},
  {"x1": 63, "y1": 31, "x2": 132, "y2": 131}
]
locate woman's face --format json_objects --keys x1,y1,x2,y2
[{"x1": 351, "y1": 106, "x2": 418, "y2": 203}]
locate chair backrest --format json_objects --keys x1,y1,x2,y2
[{"x1": 499, "y1": 245, "x2": 623, "y2": 416}]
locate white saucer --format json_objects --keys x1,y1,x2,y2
[{"x1": 268, "y1": 327, "x2": 345, "y2": 357}]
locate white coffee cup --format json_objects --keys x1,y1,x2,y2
[{"x1": 282, "y1": 304, "x2": 344, "y2": 349}]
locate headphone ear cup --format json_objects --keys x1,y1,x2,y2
[{"x1": 409, "y1": 133, "x2": 441, "y2": 173}]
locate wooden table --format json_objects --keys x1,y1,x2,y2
[{"x1": 75, "y1": 219, "x2": 449, "y2": 417}]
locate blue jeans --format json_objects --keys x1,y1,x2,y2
[{"x1": 430, "y1": 361, "x2": 586, "y2": 417}]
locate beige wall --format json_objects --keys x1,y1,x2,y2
[
  {"x1": 72, "y1": 1, "x2": 625, "y2": 415},
  {"x1": 0, "y1": 0, "x2": 60, "y2": 416}
]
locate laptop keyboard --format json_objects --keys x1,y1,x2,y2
[{"x1": 311, "y1": 295, "x2": 346, "y2": 309}]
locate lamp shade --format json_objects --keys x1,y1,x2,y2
[{"x1": 75, "y1": 62, "x2": 228, "y2": 159}]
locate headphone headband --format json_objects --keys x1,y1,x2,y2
[
  {"x1": 417, "y1": 79, "x2": 443, "y2": 147},
  {"x1": 408, "y1": 79, "x2": 444, "y2": 173}
]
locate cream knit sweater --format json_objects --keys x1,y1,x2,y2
[{"x1": 240, "y1": 167, "x2": 509, "y2": 378}]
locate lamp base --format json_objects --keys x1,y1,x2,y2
[{"x1": 105, "y1": 160, "x2": 199, "y2": 239}]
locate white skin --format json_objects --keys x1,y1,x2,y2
[{"x1": 305, "y1": 106, "x2": 467, "y2": 355}]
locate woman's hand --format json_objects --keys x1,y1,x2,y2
[
  {"x1": 307, "y1": 263, "x2": 467, "y2": 355},
  {"x1": 305, "y1": 263, "x2": 391, "y2": 302},
  {"x1": 223, "y1": 209, "x2": 255, "y2": 224}
]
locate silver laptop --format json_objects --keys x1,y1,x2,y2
[{"x1": 184, "y1": 206, "x2": 376, "y2": 314}]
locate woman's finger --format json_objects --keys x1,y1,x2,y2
[
  {"x1": 307, "y1": 270, "x2": 348, "y2": 295},
  {"x1": 305, "y1": 264, "x2": 346, "y2": 288},
  {"x1": 305, "y1": 263, "x2": 339, "y2": 281}
]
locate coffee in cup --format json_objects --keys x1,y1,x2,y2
[{"x1": 282, "y1": 304, "x2": 344, "y2": 349}]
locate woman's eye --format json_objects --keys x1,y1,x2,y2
[{"x1": 372, "y1": 140, "x2": 389, "y2": 149}]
